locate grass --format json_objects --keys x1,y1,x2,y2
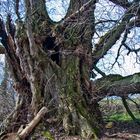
[
  {"x1": 105, "y1": 112, "x2": 140, "y2": 121},
  {"x1": 100, "y1": 97, "x2": 140, "y2": 122}
]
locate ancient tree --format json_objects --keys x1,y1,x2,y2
[{"x1": 0, "y1": 0, "x2": 140, "y2": 139}]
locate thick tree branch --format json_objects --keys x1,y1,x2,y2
[
  {"x1": 93, "y1": 65, "x2": 106, "y2": 77},
  {"x1": 14, "y1": 0, "x2": 21, "y2": 19},
  {"x1": 6, "y1": 14, "x2": 16, "y2": 39},
  {"x1": 128, "y1": 97, "x2": 140, "y2": 113},
  {"x1": 0, "y1": 17, "x2": 24, "y2": 82},
  {"x1": 66, "y1": 0, "x2": 93, "y2": 18},
  {"x1": 92, "y1": 2, "x2": 140, "y2": 65},
  {"x1": 54, "y1": 0, "x2": 96, "y2": 57},
  {"x1": 62, "y1": 0, "x2": 96, "y2": 28},
  {"x1": 92, "y1": 73, "x2": 140, "y2": 101},
  {"x1": 24, "y1": 0, "x2": 53, "y2": 26}
]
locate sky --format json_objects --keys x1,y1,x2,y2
[
  {"x1": 0, "y1": 54, "x2": 5, "y2": 83},
  {"x1": 93, "y1": 0, "x2": 140, "y2": 77},
  {"x1": 46, "y1": 0, "x2": 70, "y2": 21}
]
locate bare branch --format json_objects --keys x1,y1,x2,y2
[
  {"x1": 111, "y1": 44, "x2": 122, "y2": 68},
  {"x1": 121, "y1": 96, "x2": 140, "y2": 124},
  {"x1": 19, "y1": 107, "x2": 47, "y2": 139},
  {"x1": 6, "y1": 14, "x2": 16, "y2": 39},
  {"x1": 27, "y1": 0, "x2": 52, "y2": 24},
  {"x1": 92, "y1": 73, "x2": 140, "y2": 101},
  {"x1": 95, "y1": 20, "x2": 118, "y2": 26},
  {"x1": 14, "y1": 0, "x2": 21, "y2": 19},
  {"x1": 62, "y1": 0, "x2": 96, "y2": 28},
  {"x1": 109, "y1": 0, "x2": 131, "y2": 9},
  {"x1": 66, "y1": 0, "x2": 93, "y2": 18},
  {"x1": 1, "y1": 107, "x2": 48, "y2": 140},
  {"x1": 93, "y1": 65, "x2": 106, "y2": 77},
  {"x1": 128, "y1": 97, "x2": 140, "y2": 113},
  {"x1": 92, "y1": 3, "x2": 140, "y2": 65}
]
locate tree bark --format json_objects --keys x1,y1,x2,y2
[
  {"x1": 92, "y1": 2, "x2": 140, "y2": 65},
  {"x1": 0, "y1": 0, "x2": 140, "y2": 139},
  {"x1": 0, "y1": 0, "x2": 101, "y2": 139},
  {"x1": 91, "y1": 73, "x2": 140, "y2": 101}
]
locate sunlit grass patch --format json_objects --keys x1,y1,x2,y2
[{"x1": 106, "y1": 112, "x2": 140, "y2": 121}]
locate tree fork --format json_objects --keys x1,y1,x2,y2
[{"x1": 0, "y1": 0, "x2": 102, "y2": 139}]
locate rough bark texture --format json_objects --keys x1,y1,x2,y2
[
  {"x1": 0, "y1": 0, "x2": 101, "y2": 139},
  {"x1": 0, "y1": 0, "x2": 140, "y2": 139},
  {"x1": 92, "y1": 73, "x2": 140, "y2": 101}
]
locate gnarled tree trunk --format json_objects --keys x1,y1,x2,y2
[{"x1": 0, "y1": 0, "x2": 102, "y2": 139}]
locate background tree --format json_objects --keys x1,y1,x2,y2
[{"x1": 0, "y1": 0, "x2": 140, "y2": 139}]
